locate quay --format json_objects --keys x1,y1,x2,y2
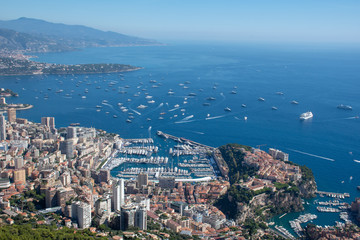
[
  {"x1": 157, "y1": 130, "x2": 215, "y2": 150},
  {"x1": 316, "y1": 191, "x2": 350, "y2": 198}
]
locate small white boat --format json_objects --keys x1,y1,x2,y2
[
  {"x1": 137, "y1": 104, "x2": 148, "y2": 109},
  {"x1": 300, "y1": 111, "x2": 313, "y2": 120}
]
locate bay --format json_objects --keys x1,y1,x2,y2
[{"x1": 1, "y1": 42, "x2": 360, "y2": 229}]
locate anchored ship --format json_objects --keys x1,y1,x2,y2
[{"x1": 300, "y1": 111, "x2": 313, "y2": 120}]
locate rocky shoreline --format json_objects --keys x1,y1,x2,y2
[{"x1": 214, "y1": 144, "x2": 317, "y2": 225}]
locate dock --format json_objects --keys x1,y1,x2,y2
[
  {"x1": 157, "y1": 130, "x2": 215, "y2": 150},
  {"x1": 316, "y1": 191, "x2": 350, "y2": 198}
]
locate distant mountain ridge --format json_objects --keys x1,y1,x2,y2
[
  {"x1": 0, "y1": 17, "x2": 160, "y2": 52},
  {"x1": 0, "y1": 28, "x2": 73, "y2": 52}
]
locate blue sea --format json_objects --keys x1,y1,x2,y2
[{"x1": 1, "y1": 42, "x2": 360, "y2": 229}]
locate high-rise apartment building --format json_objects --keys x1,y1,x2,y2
[
  {"x1": 13, "y1": 169, "x2": 26, "y2": 184},
  {"x1": 135, "y1": 206, "x2": 147, "y2": 230},
  {"x1": 41, "y1": 117, "x2": 56, "y2": 132},
  {"x1": 14, "y1": 156, "x2": 24, "y2": 169},
  {"x1": 72, "y1": 201, "x2": 91, "y2": 229},
  {"x1": 112, "y1": 179, "x2": 125, "y2": 212},
  {"x1": 137, "y1": 172, "x2": 148, "y2": 187},
  {"x1": 67, "y1": 126, "x2": 77, "y2": 139},
  {"x1": 0, "y1": 114, "x2": 6, "y2": 141},
  {"x1": 60, "y1": 139, "x2": 74, "y2": 159},
  {"x1": 121, "y1": 205, "x2": 136, "y2": 230},
  {"x1": 7, "y1": 108, "x2": 16, "y2": 123}
]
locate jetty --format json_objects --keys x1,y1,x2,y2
[
  {"x1": 316, "y1": 191, "x2": 350, "y2": 198},
  {"x1": 157, "y1": 130, "x2": 215, "y2": 150}
]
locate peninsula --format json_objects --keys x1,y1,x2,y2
[
  {"x1": 0, "y1": 56, "x2": 141, "y2": 76},
  {"x1": 0, "y1": 17, "x2": 160, "y2": 76}
]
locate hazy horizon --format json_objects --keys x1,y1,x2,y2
[{"x1": 1, "y1": 0, "x2": 360, "y2": 44}]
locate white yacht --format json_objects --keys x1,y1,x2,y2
[
  {"x1": 137, "y1": 104, "x2": 148, "y2": 109},
  {"x1": 300, "y1": 111, "x2": 313, "y2": 120}
]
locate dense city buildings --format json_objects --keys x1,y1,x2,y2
[{"x1": 0, "y1": 113, "x2": 354, "y2": 239}]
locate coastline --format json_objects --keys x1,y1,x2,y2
[
  {"x1": 0, "y1": 65, "x2": 143, "y2": 77},
  {"x1": 0, "y1": 104, "x2": 33, "y2": 111}
]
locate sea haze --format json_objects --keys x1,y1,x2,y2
[{"x1": 1, "y1": 43, "x2": 360, "y2": 224}]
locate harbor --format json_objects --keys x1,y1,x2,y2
[{"x1": 103, "y1": 131, "x2": 219, "y2": 181}]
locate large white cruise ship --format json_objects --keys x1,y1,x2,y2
[{"x1": 300, "y1": 111, "x2": 313, "y2": 120}]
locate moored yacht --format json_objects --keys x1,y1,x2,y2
[
  {"x1": 337, "y1": 104, "x2": 352, "y2": 110},
  {"x1": 137, "y1": 104, "x2": 148, "y2": 109},
  {"x1": 300, "y1": 111, "x2": 313, "y2": 120}
]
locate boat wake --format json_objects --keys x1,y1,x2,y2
[
  {"x1": 148, "y1": 126, "x2": 152, "y2": 138},
  {"x1": 168, "y1": 107, "x2": 179, "y2": 112},
  {"x1": 181, "y1": 115, "x2": 194, "y2": 121},
  {"x1": 354, "y1": 159, "x2": 360, "y2": 163},
  {"x1": 191, "y1": 131, "x2": 205, "y2": 135},
  {"x1": 220, "y1": 92, "x2": 225, "y2": 100},
  {"x1": 75, "y1": 107, "x2": 86, "y2": 110},
  {"x1": 287, "y1": 148, "x2": 335, "y2": 162},
  {"x1": 156, "y1": 103, "x2": 164, "y2": 109},
  {"x1": 206, "y1": 115, "x2": 226, "y2": 120},
  {"x1": 129, "y1": 108, "x2": 141, "y2": 115},
  {"x1": 102, "y1": 102, "x2": 114, "y2": 109},
  {"x1": 174, "y1": 119, "x2": 196, "y2": 124}
]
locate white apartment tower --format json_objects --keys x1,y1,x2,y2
[
  {"x1": 112, "y1": 178, "x2": 125, "y2": 212},
  {"x1": 72, "y1": 201, "x2": 91, "y2": 229},
  {"x1": 0, "y1": 114, "x2": 6, "y2": 141}
]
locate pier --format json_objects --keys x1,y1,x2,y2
[
  {"x1": 157, "y1": 131, "x2": 215, "y2": 150},
  {"x1": 316, "y1": 191, "x2": 350, "y2": 198}
]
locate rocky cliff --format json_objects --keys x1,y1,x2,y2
[{"x1": 214, "y1": 143, "x2": 317, "y2": 223}]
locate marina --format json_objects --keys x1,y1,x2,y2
[
  {"x1": 103, "y1": 131, "x2": 218, "y2": 181},
  {"x1": 289, "y1": 213, "x2": 317, "y2": 237}
]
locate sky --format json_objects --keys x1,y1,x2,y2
[{"x1": 1, "y1": 0, "x2": 360, "y2": 44}]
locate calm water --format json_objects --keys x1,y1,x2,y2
[{"x1": 1, "y1": 43, "x2": 360, "y2": 227}]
